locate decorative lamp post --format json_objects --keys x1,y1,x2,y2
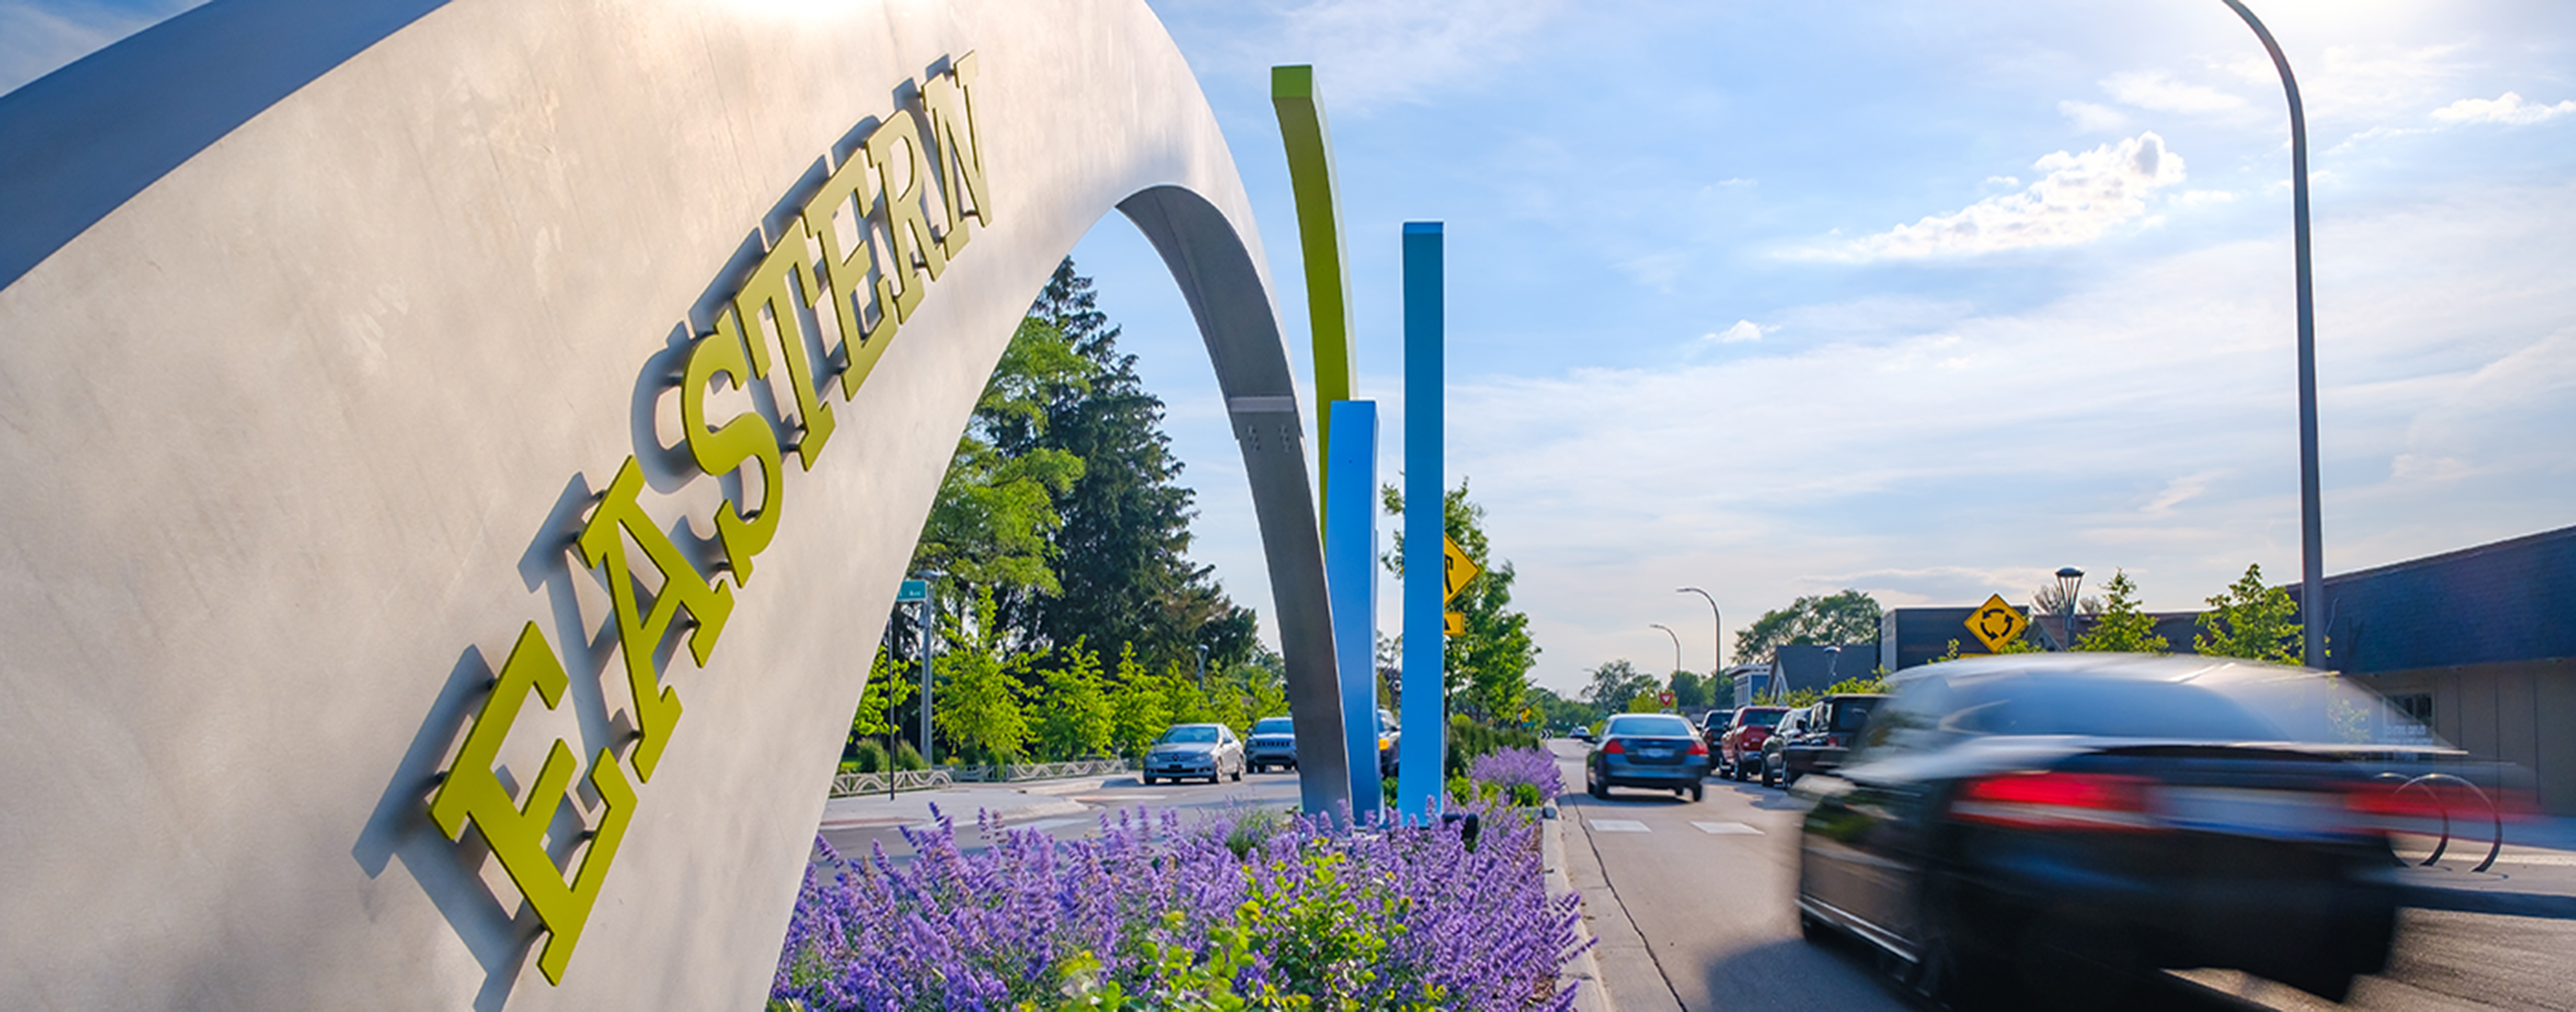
[{"x1": 2054, "y1": 567, "x2": 2085, "y2": 651}]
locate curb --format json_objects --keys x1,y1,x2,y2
[
  {"x1": 2400, "y1": 885, "x2": 2576, "y2": 920},
  {"x1": 1544, "y1": 807, "x2": 1618, "y2": 1012}
]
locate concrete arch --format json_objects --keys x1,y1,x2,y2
[{"x1": 0, "y1": 1, "x2": 1344, "y2": 1008}]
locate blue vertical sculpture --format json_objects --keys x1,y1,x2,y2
[
  {"x1": 1325, "y1": 399, "x2": 1381, "y2": 822},
  {"x1": 1396, "y1": 222, "x2": 1445, "y2": 820}
]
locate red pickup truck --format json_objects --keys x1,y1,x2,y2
[{"x1": 1717, "y1": 706, "x2": 1789, "y2": 781}]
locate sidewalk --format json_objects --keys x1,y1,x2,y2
[
  {"x1": 815, "y1": 774, "x2": 1140, "y2": 831},
  {"x1": 2395, "y1": 812, "x2": 2576, "y2": 919}
]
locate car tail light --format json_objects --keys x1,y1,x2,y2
[
  {"x1": 1603, "y1": 739, "x2": 1626, "y2": 754},
  {"x1": 1950, "y1": 772, "x2": 2164, "y2": 832},
  {"x1": 1687, "y1": 741, "x2": 1708, "y2": 756}
]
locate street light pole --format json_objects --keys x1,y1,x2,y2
[
  {"x1": 1649, "y1": 623, "x2": 1682, "y2": 678},
  {"x1": 2223, "y1": 0, "x2": 2326, "y2": 668},
  {"x1": 916, "y1": 569, "x2": 944, "y2": 765},
  {"x1": 1677, "y1": 587, "x2": 1722, "y2": 674}
]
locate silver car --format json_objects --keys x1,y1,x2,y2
[
  {"x1": 1245, "y1": 716, "x2": 1297, "y2": 772},
  {"x1": 1143, "y1": 723, "x2": 1245, "y2": 785}
]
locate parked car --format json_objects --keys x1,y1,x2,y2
[
  {"x1": 1775, "y1": 693, "x2": 1887, "y2": 784},
  {"x1": 1571, "y1": 725, "x2": 1594, "y2": 742},
  {"x1": 1698, "y1": 708, "x2": 1736, "y2": 750},
  {"x1": 1142, "y1": 723, "x2": 1244, "y2": 785},
  {"x1": 1376, "y1": 708, "x2": 1402, "y2": 777},
  {"x1": 1246, "y1": 716, "x2": 1296, "y2": 772},
  {"x1": 1794, "y1": 654, "x2": 2427, "y2": 1006},
  {"x1": 1718, "y1": 706, "x2": 1788, "y2": 780},
  {"x1": 1759, "y1": 706, "x2": 1815, "y2": 788},
  {"x1": 1584, "y1": 713, "x2": 1711, "y2": 801}
]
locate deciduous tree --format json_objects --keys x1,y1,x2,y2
[
  {"x1": 2074, "y1": 570, "x2": 2168, "y2": 653},
  {"x1": 2194, "y1": 562, "x2": 2302, "y2": 664}
]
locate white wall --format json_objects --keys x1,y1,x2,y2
[{"x1": 0, "y1": 1, "x2": 1334, "y2": 1007}]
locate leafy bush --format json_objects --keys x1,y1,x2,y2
[
  {"x1": 846, "y1": 740, "x2": 891, "y2": 774},
  {"x1": 772, "y1": 804, "x2": 1585, "y2": 1011},
  {"x1": 1444, "y1": 716, "x2": 1540, "y2": 779}
]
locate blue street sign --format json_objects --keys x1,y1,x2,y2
[{"x1": 896, "y1": 579, "x2": 927, "y2": 603}]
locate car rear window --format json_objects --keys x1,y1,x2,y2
[
  {"x1": 1252, "y1": 718, "x2": 1294, "y2": 734},
  {"x1": 1827, "y1": 699, "x2": 1879, "y2": 731},
  {"x1": 1736, "y1": 709, "x2": 1785, "y2": 729},
  {"x1": 1605, "y1": 715, "x2": 1696, "y2": 738}
]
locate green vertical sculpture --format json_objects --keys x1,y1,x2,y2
[{"x1": 1271, "y1": 65, "x2": 1357, "y2": 520}]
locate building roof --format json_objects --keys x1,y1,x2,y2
[{"x1": 2317, "y1": 523, "x2": 2576, "y2": 673}]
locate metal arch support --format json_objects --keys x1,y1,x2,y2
[{"x1": 1119, "y1": 186, "x2": 1352, "y2": 820}]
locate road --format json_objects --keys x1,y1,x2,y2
[
  {"x1": 1547, "y1": 740, "x2": 2576, "y2": 1011},
  {"x1": 816, "y1": 766, "x2": 1304, "y2": 865}
]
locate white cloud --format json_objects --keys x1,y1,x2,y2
[
  {"x1": 2169, "y1": 189, "x2": 2237, "y2": 208},
  {"x1": 2432, "y1": 92, "x2": 2576, "y2": 126},
  {"x1": 2142, "y1": 471, "x2": 2225, "y2": 517},
  {"x1": 2057, "y1": 99, "x2": 2129, "y2": 132},
  {"x1": 1705, "y1": 320, "x2": 1765, "y2": 343},
  {"x1": 2102, "y1": 70, "x2": 2246, "y2": 114},
  {"x1": 1793, "y1": 133, "x2": 2186, "y2": 262}
]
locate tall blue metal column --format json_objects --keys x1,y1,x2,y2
[
  {"x1": 1395, "y1": 222, "x2": 1445, "y2": 820},
  {"x1": 1324, "y1": 399, "x2": 1382, "y2": 822}
]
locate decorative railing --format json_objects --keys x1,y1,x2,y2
[
  {"x1": 827, "y1": 758, "x2": 1135, "y2": 797},
  {"x1": 827, "y1": 768, "x2": 953, "y2": 797},
  {"x1": 948, "y1": 758, "x2": 1137, "y2": 784}
]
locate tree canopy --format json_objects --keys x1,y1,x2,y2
[
  {"x1": 1382, "y1": 478, "x2": 1540, "y2": 724},
  {"x1": 1734, "y1": 590, "x2": 1883, "y2": 665},
  {"x1": 2073, "y1": 570, "x2": 2168, "y2": 653},
  {"x1": 2194, "y1": 562, "x2": 2302, "y2": 664}
]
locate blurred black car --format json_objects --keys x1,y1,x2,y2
[
  {"x1": 1758, "y1": 706, "x2": 1812, "y2": 788},
  {"x1": 1586, "y1": 713, "x2": 1711, "y2": 800},
  {"x1": 1776, "y1": 693, "x2": 1884, "y2": 785},
  {"x1": 1793, "y1": 654, "x2": 2431, "y2": 1006}
]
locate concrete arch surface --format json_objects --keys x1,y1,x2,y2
[{"x1": 0, "y1": 1, "x2": 1346, "y2": 1008}]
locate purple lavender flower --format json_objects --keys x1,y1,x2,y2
[{"x1": 1470, "y1": 746, "x2": 1565, "y2": 802}]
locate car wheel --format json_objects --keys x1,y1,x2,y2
[
  {"x1": 1230, "y1": 762, "x2": 1243, "y2": 782},
  {"x1": 1690, "y1": 783, "x2": 1706, "y2": 802},
  {"x1": 1143, "y1": 775, "x2": 1157, "y2": 786},
  {"x1": 1762, "y1": 762, "x2": 1777, "y2": 788}
]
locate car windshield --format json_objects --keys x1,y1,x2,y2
[
  {"x1": 1252, "y1": 718, "x2": 1294, "y2": 734},
  {"x1": 1828, "y1": 699, "x2": 1879, "y2": 731},
  {"x1": 1157, "y1": 726, "x2": 1219, "y2": 744},
  {"x1": 1738, "y1": 709, "x2": 1784, "y2": 729},
  {"x1": 1605, "y1": 715, "x2": 1696, "y2": 738}
]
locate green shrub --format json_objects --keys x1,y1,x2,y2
[
  {"x1": 1442, "y1": 716, "x2": 1538, "y2": 779},
  {"x1": 847, "y1": 739, "x2": 891, "y2": 773},
  {"x1": 893, "y1": 741, "x2": 928, "y2": 772}
]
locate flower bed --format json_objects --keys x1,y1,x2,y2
[{"x1": 773, "y1": 789, "x2": 1582, "y2": 1009}]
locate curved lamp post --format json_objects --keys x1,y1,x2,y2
[
  {"x1": 2223, "y1": 0, "x2": 2326, "y2": 668},
  {"x1": 1677, "y1": 586, "x2": 1722, "y2": 673},
  {"x1": 1649, "y1": 623, "x2": 1683, "y2": 683}
]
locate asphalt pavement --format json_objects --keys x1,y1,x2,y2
[{"x1": 1546, "y1": 739, "x2": 2576, "y2": 1012}]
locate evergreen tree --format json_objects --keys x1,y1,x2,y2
[
  {"x1": 2075, "y1": 570, "x2": 2169, "y2": 653},
  {"x1": 1013, "y1": 259, "x2": 1258, "y2": 674}
]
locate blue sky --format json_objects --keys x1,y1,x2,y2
[{"x1": 11, "y1": 1, "x2": 2575, "y2": 696}]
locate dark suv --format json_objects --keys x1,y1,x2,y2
[{"x1": 1775, "y1": 694, "x2": 1887, "y2": 786}]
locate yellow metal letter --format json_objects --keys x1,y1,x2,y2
[
  {"x1": 801, "y1": 146, "x2": 900, "y2": 397},
  {"x1": 576, "y1": 457, "x2": 731, "y2": 781},
  {"x1": 922, "y1": 52, "x2": 990, "y2": 263},
  {"x1": 865, "y1": 109, "x2": 947, "y2": 325},
  {"x1": 734, "y1": 221, "x2": 835, "y2": 469},
  {"x1": 682, "y1": 308, "x2": 785, "y2": 586},
  {"x1": 428, "y1": 623, "x2": 637, "y2": 985}
]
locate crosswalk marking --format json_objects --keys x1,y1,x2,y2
[
  {"x1": 1589, "y1": 819, "x2": 1650, "y2": 833},
  {"x1": 1692, "y1": 821, "x2": 1764, "y2": 835}
]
